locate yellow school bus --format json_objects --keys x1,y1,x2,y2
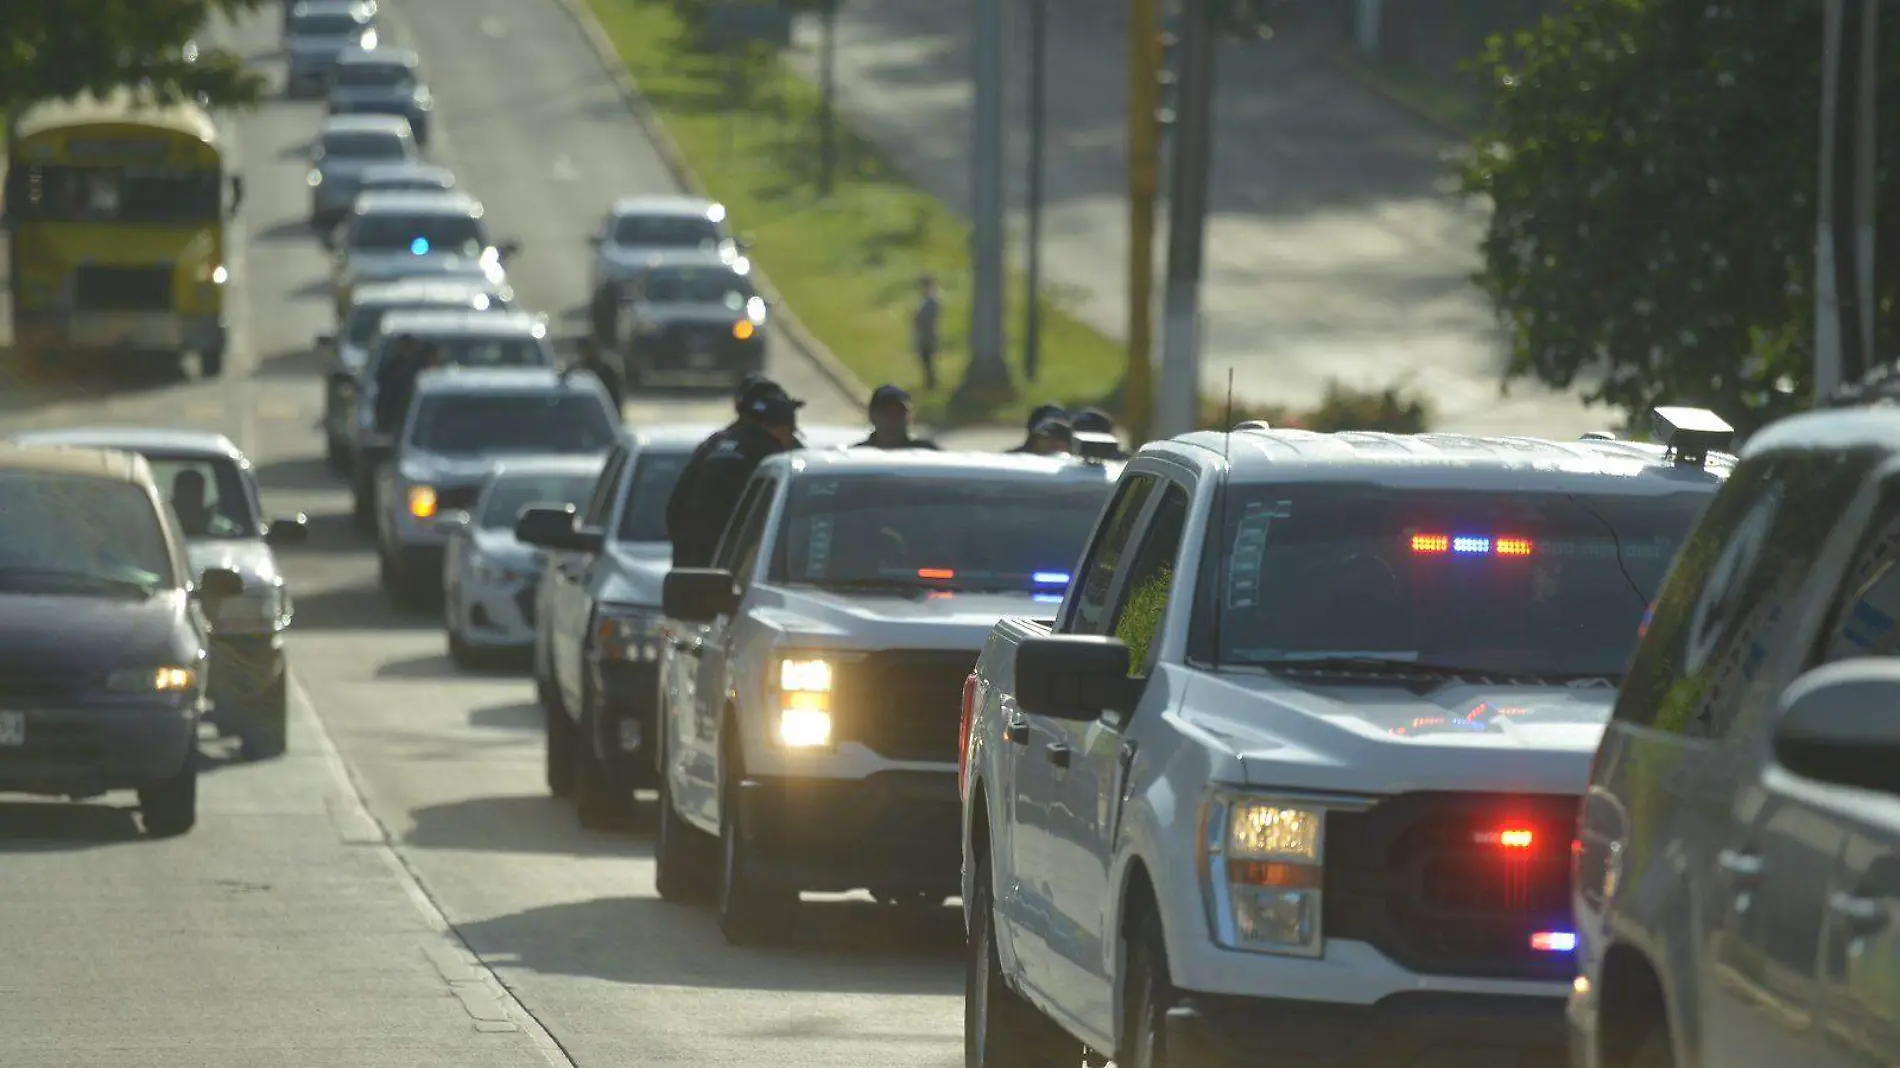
[{"x1": 4, "y1": 89, "x2": 243, "y2": 376}]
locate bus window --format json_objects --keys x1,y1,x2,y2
[{"x1": 10, "y1": 165, "x2": 221, "y2": 223}]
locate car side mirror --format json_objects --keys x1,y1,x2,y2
[
  {"x1": 195, "y1": 567, "x2": 245, "y2": 602},
  {"x1": 664, "y1": 568, "x2": 738, "y2": 623},
  {"x1": 265, "y1": 514, "x2": 309, "y2": 547},
  {"x1": 1772, "y1": 659, "x2": 1900, "y2": 794},
  {"x1": 435, "y1": 509, "x2": 472, "y2": 535},
  {"x1": 513, "y1": 504, "x2": 601, "y2": 552},
  {"x1": 1014, "y1": 634, "x2": 1138, "y2": 720}
]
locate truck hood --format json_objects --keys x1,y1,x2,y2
[
  {"x1": 753, "y1": 586, "x2": 1054, "y2": 650},
  {"x1": 1179, "y1": 672, "x2": 1618, "y2": 795},
  {"x1": 398, "y1": 451, "x2": 495, "y2": 484},
  {"x1": 184, "y1": 539, "x2": 281, "y2": 589},
  {"x1": 344, "y1": 251, "x2": 505, "y2": 286}
]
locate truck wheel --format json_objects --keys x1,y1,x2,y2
[
  {"x1": 238, "y1": 675, "x2": 290, "y2": 760},
  {"x1": 966, "y1": 851, "x2": 1080, "y2": 1067},
  {"x1": 138, "y1": 753, "x2": 199, "y2": 838},
  {"x1": 325, "y1": 433, "x2": 349, "y2": 475},
  {"x1": 352, "y1": 475, "x2": 376, "y2": 534},
  {"x1": 573, "y1": 696, "x2": 629, "y2": 830},
  {"x1": 655, "y1": 767, "x2": 713, "y2": 903},
  {"x1": 1121, "y1": 914, "x2": 1185, "y2": 1068},
  {"x1": 544, "y1": 688, "x2": 575, "y2": 798},
  {"x1": 1624, "y1": 1031, "x2": 1673, "y2": 1068},
  {"x1": 200, "y1": 347, "x2": 225, "y2": 378},
  {"x1": 716, "y1": 754, "x2": 794, "y2": 945}
]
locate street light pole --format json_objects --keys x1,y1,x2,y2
[
  {"x1": 817, "y1": 0, "x2": 838, "y2": 196},
  {"x1": 1023, "y1": 0, "x2": 1049, "y2": 382},
  {"x1": 1154, "y1": 0, "x2": 1214, "y2": 437},
  {"x1": 1814, "y1": 0, "x2": 1845, "y2": 402},
  {"x1": 1123, "y1": 0, "x2": 1162, "y2": 443},
  {"x1": 957, "y1": 0, "x2": 1012, "y2": 397}
]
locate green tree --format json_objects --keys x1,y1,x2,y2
[
  {"x1": 2, "y1": 0, "x2": 265, "y2": 113},
  {"x1": 1459, "y1": 1, "x2": 1900, "y2": 432}
]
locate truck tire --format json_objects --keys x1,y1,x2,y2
[
  {"x1": 200, "y1": 346, "x2": 225, "y2": 378},
  {"x1": 655, "y1": 766, "x2": 713, "y2": 903},
  {"x1": 139, "y1": 754, "x2": 199, "y2": 838},
  {"x1": 966, "y1": 851, "x2": 1081, "y2": 1068},
  {"x1": 1121, "y1": 913, "x2": 1193, "y2": 1068},
  {"x1": 716, "y1": 749, "x2": 795, "y2": 945},
  {"x1": 544, "y1": 687, "x2": 575, "y2": 798},
  {"x1": 238, "y1": 675, "x2": 290, "y2": 760},
  {"x1": 573, "y1": 691, "x2": 630, "y2": 830}
]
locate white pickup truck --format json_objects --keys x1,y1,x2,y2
[
  {"x1": 957, "y1": 419, "x2": 1733, "y2": 1068},
  {"x1": 652, "y1": 448, "x2": 1122, "y2": 945}
]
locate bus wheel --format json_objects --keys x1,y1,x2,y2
[{"x1": 200, "y1": 348, "x2": 225, "y2": 378}]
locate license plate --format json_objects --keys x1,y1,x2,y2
[{"x1": 0, "y1": 711, "x2": 23, "y2": 747}]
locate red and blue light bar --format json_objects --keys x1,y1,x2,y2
[{"x1": 1410, "y1": 534, "x2": 1534, "y2": 557}]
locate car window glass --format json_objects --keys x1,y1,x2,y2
[
  {"x1": 351, "y1": 212, "x2": 486, "y2": 256},
  {"x1": 409, "y1": 393, "x2": 616, "y2": 455},
  {"x1": 616, "y1": 450, "x2": 691, "y2": 543},
  {"x1": 143, "y1": 456, "x2": 260, "y2": 540},
  {"x1": 711, "y1": 482, "x2": 767, "y2": 572},
  {"x1": 1109, "y1": 484, "x2": 1190, "y2": 678},
  {"x1": 480, "y1": 472, "x2": 601, "y2": 529},
  {"x1": 580, "y1": 448, "x2": 627, "y2": 529},
  {"x1": 322, "y1": 132, "x2": 408, "y2": 160},
  {"x1": 1066, "y1": 475, "x2": 1157, "y2": 636},
  {"x1": 1617, "y1": 450, "x2": 1875, "y2": 738},
  {"x1": 0, "y1": 473, "x2": 174, "y2": 591},
  {"x1": 726, "y1": 484, "x2": 776, "y2": 587},
  {"x1": 611, "y1": 214, "x2": 723, "y2": 249},
  {"x1": 1812, "y1": 485, "x2": 1900, "y2": 663}
]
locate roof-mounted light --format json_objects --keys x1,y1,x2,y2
[
  {"x1": 1071, "y1": 431, "x2": 1121, "y2": 463},
  {"x1": 1650, "y1": 406, "x2": 1734, "y2": 468}
]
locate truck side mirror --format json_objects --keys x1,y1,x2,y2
[
  {"x1": 513, "y1": 504, "x2": 600, "y2": 552},
  {"x1": 1014, "y1": 635, "x2": 1138, "y2": 720},
  {"x1": 663, "y1": 568, "x2": 738, "y2": 623},
  {"x1": 1773, "y1": 659, "x2": 1900, "y2": 794}
]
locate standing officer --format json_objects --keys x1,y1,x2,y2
[
  {"x1": 667, "y1": 379, "x2": 804, "y2": 567},
  {"x1": 854, "y1": 385, "x2": 938, "y2": 449}
]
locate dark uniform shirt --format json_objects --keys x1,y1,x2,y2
[
  {"x1": 666, "y1": 421, "x2": 788, "y2": 567},
  {"x1": 373, "y1": 350, "x2": 435, "y2": 435},
  {"x1": 854, "y1": 434, "x2": 940, "y2": 450}
]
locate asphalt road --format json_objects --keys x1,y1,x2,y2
[{"x1": 0, "y1": 2, "x2": 972, "y2": 1065}]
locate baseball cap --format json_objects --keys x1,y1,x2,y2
[
  {"x1": 734, "y1": 373, "x2": 777, "y2": 413},
  {"x1": 742, "y1": 382, "x2": 805, "y2": 421},
  {"x1": 1024, "y1": 402, "x2": 1066, "y2": 433},
  {"x1": 869, "y1": 384, "x2": 912, "y2": 410},
  {"x1": 1031, "y1": 413, "x2": 1074, "y2": 439},
  {"x1": 1072, "y1": 408, "x2": 1114, "y2": 434}
]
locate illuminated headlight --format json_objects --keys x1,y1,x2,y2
[
  {"x1": 770, "y1": 655, "x2": 835, "y2": 748},
  {"x1": 1200, "y1": 793, "x2": 1326, "y2": 956},
  {"x1": 594, "y1": 607, "x2": 665, "y2": 662},
  {"x1": 213, "y1": 585, "x2": 290, "y2": 631},
  {"x1": 194, "y1": 262, "x2": 228, "y2": 285},
  {"x1": 108, "y1": 666, "x2": 197, "y2": 693},
  {"x1": 407, "y1": 485, "x2": 437, "y2": 518},
  {"x1": 307, "y1": 169, "x2": 324, "y2": 187}
]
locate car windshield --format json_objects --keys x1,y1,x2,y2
[
  {"x1": 363, "y1": 177, "x2": 447, "y2": 195},
  {"x1": 611, "y1": 214, "x2": 722, "y2": 248},
  {"x1": 347, "y1": 299, "x2": 490, "y2": 346},
  {"x1": 615, "y1": 449, "x2": 691, "y2": 543},
  {"x1": 641, "y1": 269, "x2": 753, "y2": 308},
  {"x1": 294, "y1": 13, "x2": 366, "y2": 35},
  {"x1": 0, "y1": 472, "x2": 172, "y2": 594},
  {"x1": 1196, "y1": 484, "x2": 1719, "y2": 680},
  {"x1": 375, "y1": 333, "x2": 545, "y2": 371},
  {"x1": 351, "y1": 212, "x2": 485, "y2": 255},
  {"x1": 411, "y1": 394, "x2": 617, "y2": 455},
  {"x1": 323, "y1": 132, "x2": 409, "y2": 161},
  {"x1": 334, "y1": 63, "x2": 413, "y2": 89},
  {"x1": 143, "y1": 455, "x2": 260, "y2": 540},
  {"x1": 480, "y1": 471, "x2": 601, "y2": 529},
  {"x1": 770, "y1": 475, "x2": 1113, "y2": 592}
]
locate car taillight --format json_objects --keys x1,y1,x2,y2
[{"x1": 957, "y1": 672, "x2": 978, "y2": 799}]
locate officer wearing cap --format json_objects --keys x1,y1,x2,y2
[
  {"x1": 1008, "y1": 403, "x2": 1074, "y2": 456},
  {"x1": 373, "y1": 334, "x2": 441, "y2": 435},
  {"x1": 855, "y1": 385, "x2": 938, "y2": 450},
  {"x1": 667, "y1": 378, "x2": 805, "y2": 567}
]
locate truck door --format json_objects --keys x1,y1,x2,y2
[
  {"x1": 681, "y1": 478, "x2": 773, "y2": 826},
  {"x1": 555, "y1": 446, "x2": 627, "y2": 711}
]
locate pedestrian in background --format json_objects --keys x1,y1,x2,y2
[{"x1": 913, "y1": 274, "x2": 940, "y2": 391}]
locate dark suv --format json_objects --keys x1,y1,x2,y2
[{"x1": 1573, "y1": 406, "x2": 1900, "y2": 1068}]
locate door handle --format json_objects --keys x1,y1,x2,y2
[
  {"x1": 1046, "y1": 742, "x2": 1071, "y2": 768},
  {"x1": 1830, "y1": 891, "x2": 1890, "y2": 936},
  {"x1": 1717, "y1": 849, "x2": 1764, "y2": 883},
  {"x1": 1004, "y1": 713, "x2": 1031, "y2": 744}
]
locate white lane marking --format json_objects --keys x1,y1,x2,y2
[{"x1": 292, "y1": 675, "x2": 582, "y2": 1065}]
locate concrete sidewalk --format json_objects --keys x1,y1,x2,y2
[{"x1": 785, "y1": 0, "x2": 1609, "y2": 436}]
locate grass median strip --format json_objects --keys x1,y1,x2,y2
[{"x1": 582, "y1": 0, "x2": 1127, "y2": 426}]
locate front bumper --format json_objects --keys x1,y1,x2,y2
[
  {"x1": 0, "y1": 702, "x2": 198, "y2": 797},
  {"x1": 208, "y1": 632, "x2": 287, "y2": 722},
  {"x1": 452, "y1": 573, "x2": 540, "y2": 649},
  {"x1": 628, "y1": 331, "x2": 766, "y2": 376},
  {"x1": 1164, "y1": 990, "x2": 1566, "y2": 1068},
  {"x1": 735, "y1": 770, "x2": 960, "y2": 896},
  {"x1": 28, "y1": 312, "x2": 223, "y2": 357}
]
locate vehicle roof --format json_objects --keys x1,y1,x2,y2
[
  {"x1": 348, "y1": 278, "x2": 504, "y2": 305},
  {"x1": 291, "y1": 1, "x2": 372, "y2": 17},
  {"x1": 1150, "y1": 428, "x2": 1735, "y2": 494},
  {"x1": 414, "y1": 367, "x2": 595, "y2": 395},
  {"x1": 351, "y1": 190, "x2": 481, "y2": 215},
  {"x1": 0, "y1": 444, "x2": 155, "y2": 485},
  {"x1": 634, "y1": 252, "x2": 750, "y2": 273},
  {"x1": 376, "y1": 309, "x2": 543, "y2": 336},
  {"x1": 358, "y1": 162, "x2": 454, "y2": 184},
  {"x1": 10, "y1": 427, "x2": 246, "y2": 462},
  {"x1": 335, "y1": 46, "x2": 418, "y2": 66},
  {"x1": 320, "y1": 113, "x2": 412, "y2": 136},
  {"x1": 1743, "y1": 406, "x2": 1900, "y2": 457},
  {"x1": 486, "y1": 455, "x2": 609, "y2": 479},
  {"x1": 765, "y1": 446, "x2": 1121, "y2": 482},
  {"x1": 14, "y1": 88, "x2": 218, "y2": 146},
  {"x1": 609, "y1": 196, "x2": 723, "y2": 219}
]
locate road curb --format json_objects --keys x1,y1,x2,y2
[
  {"x1": 1295, "y1": 41, "x2": 1471, "y2": 140},
  {"x1": 550, "y1": 0, "x2": 873, "y2": 410}
]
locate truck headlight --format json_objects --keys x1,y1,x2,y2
[
  {"x1": 771, "y1": 655, "x2": 835, "y2": 748},
  {"x1": 213, "y1": 585, "x2": 290, "y2": 632},
  {"x1": 407, "y1": 485, "x2": 437, "y2": 518},
  {"x1": 594, "y1": 606, "x2": 664, "y2": 662},
  {"x1": 1200, "y1": 793, "x2": 1325, "y2": 957},
  {"x1": 108, "y1": 666, "x2": 197, "y2": 693},
  {"x1": 308, "y1": 169, "x2": 324, "y2": 187}
]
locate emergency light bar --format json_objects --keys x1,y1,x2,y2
[{"x1": 1410, "y1": 534, "x2": 1534, "y2": 557}]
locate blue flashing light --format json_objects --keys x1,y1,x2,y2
[
  {"x1": 1032, "y1": 571, "x2": 1072, "y2": 586},
  {"x1": 1452, "y1": 536, "x2": 1491, "y2": 555},
  {"x1": 1530, "y1": 931, "x2": 1578, "y2": 953},
  {"x1": 410, "y1": 237, "x2": 430, "y2": 254},
  {"x1": 1032, "y1": 593, "x2": 1065, "y2": 604}
]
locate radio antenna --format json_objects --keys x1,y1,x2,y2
[{"x1": 1211, "y1": 369, "x2": 1234, "y2": 670}]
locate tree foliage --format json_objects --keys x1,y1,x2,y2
[
  {"x1": 2, "y1": 0, "x2": 266, "y2": 113},
  {"x1": 1459, "y1": 1, "x2": 1900, "y2": 432}
]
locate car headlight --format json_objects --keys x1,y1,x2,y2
[
  {"x1": 308, "y1": 169, "x2": 324, "y2": 187},
  {"x1": 769, "y1": 654, "x2": 838, "y2": 749},
  {"x1": 213, "y1": 585, "x2": 290, "y2": 631},
  {"x1": 108, "y1": 666, "x2": 198, "y2": 693},
  {"x1": 594, "y1": 606, "x2": 665, "y2": 663},
  {"x1": 407, "y1": 485, "x2": 438, "y2": 518},
  {"x1": 1199, "y1": 793, "x2": 1326, "y2": 957}
]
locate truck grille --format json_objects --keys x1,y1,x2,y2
[
  {"x1": 74, "y1": 265, "x2": 173, "y2": 311},
  {"x1": 1323, "y1": 792, "x2": 1578, "y2": 982},
  {"x1": 437, "y1": 484, "x2": 482, "y2": 513},
  {"x1": 833, "y1": 650, "x2": 979, "y2": 762}
]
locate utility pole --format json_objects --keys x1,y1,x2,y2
[
  {"x1": 1851, "y1": 0, "x2": 1877, "y2": 379},
  {"x1": 1124, "y1": 0, "x2": 1162, "y2": 442},
  {"x1": 817, "y1": 0, "x2": 839, "y2": 196},
  {"x1": 1154, "y1": 0, "x2": 1214, "y2": 437},
  {"x1": 1023, "y1": 0, "x2": 1049, "y2": 381},
  {"x1": 957, "y1": 0, "x2": 1012, "y2": 397},
  {"x1": 1814, "y1": 0, "x2": 1845, "y2": 402},
  {"x1": 1815, "y1": 0, "x2": 1877, "y2": 399}
]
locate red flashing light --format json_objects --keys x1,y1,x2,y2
[
  {"x1": 1473, "y1": 826, "x2": 1536, "y2": 849},
  {"x1": 1411, "y1": 533, "x2": 1449, "y2": 554},
  {"x1": 918, "y1": 568, "x2": 956, "y2": 580}
]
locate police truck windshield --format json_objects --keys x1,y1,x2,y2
[
  {"x1": 1195, "y1": 484, "x2": 1718, "y2": 680},
  {"x1": 615, "y1": 451, "x2": 691, "y2": 543},
  {"x1": 770, "y1": 476, "x2": 1113, "y2": 593},
  {"x1": 411, "y1": 394, "x2": 615, "y2": 455}
]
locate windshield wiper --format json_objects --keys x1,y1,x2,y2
[
  {"x1": 0, "y1": 566, "x2": 159, "y2": 597},
  {"x1": 1248, "y1": 654, "x2": 1472, "y2": 677}
]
